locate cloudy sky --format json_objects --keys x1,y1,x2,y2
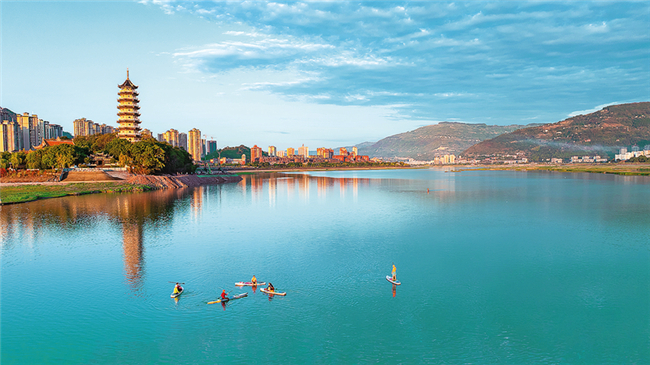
[{"x1": 2, "y1": 1, "x2": 649, "y2": 149}]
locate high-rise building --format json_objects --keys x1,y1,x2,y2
[
  {"x1": 277, "y1": 150, "x2": 286, "y2": 157},
  {"x1": 141, "y1": 129, "x2": 153, "y2": 138},
  {"x1": 188, "y1": 128, "x2": 202, "y2": 161},
  {"x1": 339, "y1": 147, "x2": 348, "y2": 156},
  {"x1": 298, "y1": 144, "x2": 309, "y2": 158},
  {"x1": 317, "y1": 147, "x2": 334, "y2": 158},
  {"x1": 73, "y1": 118, "x2": 96, "y2": 137},
  {"x1": 352, "y1": 146, "x2": 358, "y2": 157},
  {"x1": 251, "y1": 145, "x2": 263, "y2": 162},
  {"x1": 0, "y1": 120, "x2": 21, "y2": 152},
  {"x1": 117, "y1": 69, "x2": 141, "y2": 142},
  {"x1": 179, "y1": 133, "x2": 188, "y2": 151},
  {"x1": 163, "y1": 129, "x2": 180, "y2": 147},
  {"x1": 287, "y1": 147, "x2": 295, "y2": 157},
  {"x1": 207, "y1": 140, "x2": 218, "y2": 154},
  {"x1": 16, "y1": 113, "x2": 38, "y2": 150},
  {"x1": 268, "y1": 146, "x2": 276, "y2": 157},
  {"x1": 156, "y1": 133, "x2": 164, "y2": 142}
]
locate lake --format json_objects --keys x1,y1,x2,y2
[{"x1": 2, "y1": 169, "x2": 649, "y2": 364}]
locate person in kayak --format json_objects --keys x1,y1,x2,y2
[
  {"x1": 392, "y1": 264, "x2": 397, "y2": 281},
  {"x1": 267, "y1": 283, "x2": 275, "y2": 292},
  {"x1": 221, "y1": 290, "x2": 228, "y2": 300},
  {"x1": 173, "y1": 283, "x2": 183, "y2": 294},
  {"x1": 251, "y1": 275, "x2": 257, "y2": 285}
]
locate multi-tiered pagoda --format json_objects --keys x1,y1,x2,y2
[{"x1": 117, "y1": 69, "x2": 141, "y2": 142}]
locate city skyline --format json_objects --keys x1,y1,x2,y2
[{"x1": 2, "y1": 1, "x2": 649, "y2": 150}]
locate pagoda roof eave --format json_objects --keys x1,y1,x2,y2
[{"x1": 118, "y1": 79, "x2": 138, "y2": 89}]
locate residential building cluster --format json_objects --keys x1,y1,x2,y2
[
  {"x1": 73, "y1": 118, "x2": 115, "y2": 137},
  {"x1": 229, "y1": 145, "x2": 371, "y2": 165},
  {"x1": 569, "y1": 155, "x2": 608, "y2": 163},
  {"x1": 615, "y1": 146, "x2": 650, "y2": 161},
  {"x1": 1, "y1": 108, "x2": 65, "y2": 152}
]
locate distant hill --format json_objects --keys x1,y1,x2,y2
[
  {"x1": 463, "y1": 102, "x2": 650, "y2": 161},
  {"x1": 355, "y1": 122, "x2": 537, "y2": 160}
]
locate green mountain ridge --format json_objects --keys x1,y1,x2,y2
[{"x1": 463, "y1": 102, "x2": 650, "y2": 161}]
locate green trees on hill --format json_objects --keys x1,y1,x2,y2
[{"x1": 83, "y1": 134, "x2": 194, "y2": 174}]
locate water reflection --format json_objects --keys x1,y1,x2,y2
[{"x1": 1, "y1": 188, "x2": 194, "y2": 293}]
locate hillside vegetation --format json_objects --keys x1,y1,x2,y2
[
  {"x1": 463, "y1": 102, "x2": 650, "y2": 161},
  {"x1": 358, "y1": 122, "x2": 536, "y2": 160}
]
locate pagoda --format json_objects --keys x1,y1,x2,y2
[{"x1": 117, "y1": 69, "x2": 141, "y2": 142}]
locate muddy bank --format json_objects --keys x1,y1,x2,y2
[{"x1": 125, "y1": 174, "x2": 242, "y2": 189}]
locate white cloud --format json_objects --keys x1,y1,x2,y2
[{"x1": 568, "y1": 102, "x2": 621, "y2": 117}]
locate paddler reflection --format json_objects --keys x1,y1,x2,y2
[{"x1": 392, "y1": 284, "x2": 397, "y2": 298}]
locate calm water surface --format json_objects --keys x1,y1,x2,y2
[{"x1": 2, "y1": 169, "x2": 649, "y2": 364}]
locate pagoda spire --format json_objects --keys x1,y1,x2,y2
[{"x1": 127, "y1": 68, "x2": 129, "y2": 80}]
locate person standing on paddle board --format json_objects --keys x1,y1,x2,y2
[
  {"x1": 173, "y1": 283, "x2": 183, "y2": 294},
  {"x1": 267, "y1": 283, "x2": 275, "y2": 292},
  {"x1": 251, "y1": 275, "x2": 257, "y2": 285},
  {"x1": 392, "y1": 264, "x2": 397, "y2": 281},
  {"x1": 221, "y1": 290, "x2": 227, "y2": 300}
]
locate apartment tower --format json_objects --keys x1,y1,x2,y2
[{"x1": 188, "y1": 128, "x2": 202, "y2": 161}]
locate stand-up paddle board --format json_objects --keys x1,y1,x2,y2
[
  {"x1": 208, "y1": 292, "x2": 248, "y2": 304},
  {"x1": 235, "y1": 281, "x2": 266, "y2": 286},
  {"x1": 260, "y1": 288, "x2": 286, "y2": 296},
  {"x1": 386, "y1": 276, "x2": 401, "y2": 285},
  {"x1": 171, "y1": 287, "x2": 184, "y2": 298}
]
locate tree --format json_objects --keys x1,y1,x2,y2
[
  {"x1": 130, "y1": 140, "x2": 166, "y2": 174},
  {"x1": 10, "y1": 151, "x2": 26, "y2": 169},
  {"x1": 105, "y1": 138, "x2": 133, "y2": 160},
  {"x1": 26, "y1": 149, "x2": 47, "y2": 170},
  {"x1": 43, "y1": 144, "x2": 76, "y2": 170}
]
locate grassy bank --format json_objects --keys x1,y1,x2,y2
[
  {"x1": 0, "y1": 182, "x2": 154, "y2": 205},
  {"x1": 452, "y1": 163, "x2": 650, "y2": 176}
]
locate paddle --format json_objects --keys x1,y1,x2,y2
[{"x1": 168, "y1": 281, "x2": 186, "y2": 284}]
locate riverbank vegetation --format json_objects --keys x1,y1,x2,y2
[{"x1": 0, "y1": 182, "x2": 153, "y2": 205}]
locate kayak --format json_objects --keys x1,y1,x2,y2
[
  {"x1": 171, "y1": 287, "x2": 184, "y2": 298},
  {"x1": 208, "y1": 292, "x2": 248, "y2": 304},
  {"x1": 235, "y1": 281, "x2": 266, "y2": 286},
  {"x1": 386, "y1": 275, "x2": 401, "y2": 285},
  {"x1": 260, "y1": 288, "x2": 286, "y2": 296}
]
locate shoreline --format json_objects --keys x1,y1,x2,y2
[
  {"x1": 447, "y1": 163, "x2": 650, "y2": 176},
  {"x1": 0, "y1": 173, "x2": 242, "y2": 205},
  {"x1": 3, "y1": 163, "x2": 647, "y2": 205}
]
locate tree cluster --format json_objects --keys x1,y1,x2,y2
[
  {"x1": 1, "y1": 144, "x2": 84, "y2": 171},
  {"x1": 0, "y1": 133, "x2": 195, "y2": 175}
]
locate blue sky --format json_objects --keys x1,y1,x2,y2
[{"x1": 2, "y1": 1, "x2": 649, "y2": 149}]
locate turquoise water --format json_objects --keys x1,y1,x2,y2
[{"x1": 2, "y1": 169, "x2": 649, "y2": 364}]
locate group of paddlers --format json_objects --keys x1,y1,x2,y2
[{"x1": 172, "y1": 275, "x2": 278, "y2": 301}]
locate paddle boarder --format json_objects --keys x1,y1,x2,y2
[
  {"x1": 251, "y1": 275, "x2": 257, "y2": 285},
  {"x1": 392, "y1": 264, "x2": 397, "y2": 281},
  {"x1": 173, "y1": 283, "x2": 183, "y2": 295},
  {"x1": 267, "y1": 283, "x2": 275, "y2": 292}
]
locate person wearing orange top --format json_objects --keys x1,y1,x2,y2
[
  {"x1": 392, "y1": 264, "x2": 397, "y2": 281},
  {"x1": 251, "y1": 275, "x2": 257, "y2": 285}
]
